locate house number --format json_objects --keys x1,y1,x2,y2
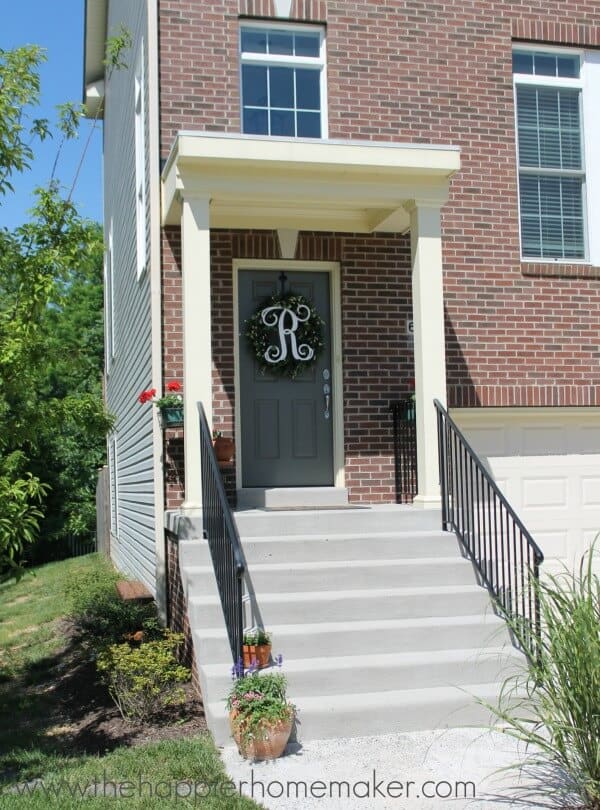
[{"x1": 261, "y1": 304, "x2": 315, "y2": 365}]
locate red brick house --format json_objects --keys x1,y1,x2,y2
[{"x1": 85, "y1": 0, "x2": 600, "y2": 742}]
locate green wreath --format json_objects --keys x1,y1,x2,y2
[{"x1": 244, "y1": 292, "x2": 325, "y2": 380}]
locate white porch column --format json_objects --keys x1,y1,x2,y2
[
  {"x1": 181, "y1": 195, "x2": 212, "y2": 509},
  {"x1": 406, "y1": 200, "x2": 447, "y2": 507}
]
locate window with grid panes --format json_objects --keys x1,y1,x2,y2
[{"x1": 240, "y1": 24, "x2": 326, "y2": 139}]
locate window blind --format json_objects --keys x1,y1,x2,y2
[{"x1": 514, "y1": 53, "x2": 586, "y2": 260}]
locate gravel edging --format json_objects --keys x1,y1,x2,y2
[{"x1": 221, "y1": 727, "x2": 556, "y2": 809}]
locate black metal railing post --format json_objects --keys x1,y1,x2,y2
[
  {"x1": 437, "y1": 405, "x2": 449, "y2": 529},
  {"x1": 198, "y1": 403, "x2": 245, "y2": 665},
  {"x1": 390, "y1": 399, "x2": 418, "y2": 503},
  {"x1": 434, "y1": 400, "x2": 544, "y2": 662}
]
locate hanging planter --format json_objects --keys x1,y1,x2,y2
[
  {"x1": 159, "y1": 405, "x2": 184, "y2": 429},
  {"x1": 138, "y1": 381, "x2": 184, "y2": 429}
]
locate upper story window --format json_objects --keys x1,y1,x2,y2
[
  {"x1": 513, "y1": 48, "x2": 586, "y2": 261},
  {"x1": 240, "y1": 23, "x2": 327, "y2": 139}
]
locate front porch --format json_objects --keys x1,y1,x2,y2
[{"x1": 161, "y1": 133, "x2": 460, "y2": 509}]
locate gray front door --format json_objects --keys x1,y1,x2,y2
[{"x1": 238, "y1": 269, "x2": 334, "y2": 487}]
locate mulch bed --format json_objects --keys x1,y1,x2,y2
[{"x1": 16, "y1": 619, "x2": 208, "y2": 757}]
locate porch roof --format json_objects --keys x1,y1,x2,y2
[{"x1": 161, "y1": 132, "x2": 460, "y2": 233}]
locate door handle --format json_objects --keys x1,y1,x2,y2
[
  {"x1": 324, "y1": 383, "x2": 331, "y2": 419},
  {"x1": 325, "y1": 393, "x2": 331, "y2": 413}
]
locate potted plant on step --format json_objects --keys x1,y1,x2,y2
[
  {"x1": 242, "y1": 629, "x2": 272, "y2": 669},
  {"x1": 212, "y1": 430, "x2": 235, "y2": 463},
  {"x1": 138, "y1": 381, "x2": 184, "y2": 428},
  {"x1": 228, "y1": 663, "x2": 295, "y2": 761}
]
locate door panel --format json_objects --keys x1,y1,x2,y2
[
  {"x1": 292, "y1": 400, "x2": 318, "y2": 459},
  {"x1": 239, "y1": 269, "x2": 334, "y2": 487},
  {"x1": 254, "y1": 399, "x2": 280, "y2": 460}
]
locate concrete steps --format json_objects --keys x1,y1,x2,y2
[
  {"x1": 193, "y1": 613, "x2": 510, "y2": 661},
  {"x1": 207, "y1": 681, "x2": 503, "y2": 741},
  {"x1": 185, "y1": 556, "x2": 478, "y2": 593},
  {"x1": 178, "y1": 506, "x2": 524, "y2": 747},
  {"x1": 202, "y1": 647, "x2": 522, "y2": 697},
  {"x1": 182, "y1": 529, "x2": 456, "y2": 565},
  {"x1": 189, "y1": 583, "x2": 493, "y2": 626}
]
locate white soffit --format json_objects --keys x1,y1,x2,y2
[
  {"x1": 85, "y1": 79, "x2": 105, "y2": 119},
  {"x1": 83, "y1": 0, "x2": 107, "y2": 117},
  {"x1": 161, "y1": 133, "x2": 461, "y2": 233}
]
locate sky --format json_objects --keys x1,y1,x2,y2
[{"x1": 1, "y1": 0, "x2": 103, "y2": 230}]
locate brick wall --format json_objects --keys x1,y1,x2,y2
[
  {"x1": 238, "y1": 0, "x2": 327, "y2": 20},
  {"x1": 158, "y1": 0, "x2": 600, "y2": 414},
  {"x1": 162, "y1": 227, "x2": 185, "y2": 509},
  {"x1": 165, "y1": 531, "x2": 200, "y2": 694},
  {"x1": 163, "y1": 228, "x2": 413, "y2": 506}
]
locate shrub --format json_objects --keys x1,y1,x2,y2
[
  {"x1": 490, "y1": 546, "x2": 600, "y2": 809},
  {"x1": 65, "y1": 564, "x2": 160, "y2": 645},
  {"x1": 96, "y1": 631, "x2": 190, "y2": 721}
]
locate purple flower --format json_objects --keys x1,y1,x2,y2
[
  {"x1": 232, "y1": 657, "x2": 245, "y2": 679},
  {"x1": 276, "y1": 653, "x2": 283, "y2": 668}
]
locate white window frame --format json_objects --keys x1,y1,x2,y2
[
  {"x1": 582, "y1": 50, "x2": 600, "y2": 267},
  {"x1": 513, "y1": 43, "x2": 600, "y2": 265},
  {"x1": 104, "y1": 218, "x2": 115, "y2": 372},
  {"x1": 239, "y1": 20, "x2": 328, "y2": 139},
  {"x1": 134, "y1": 41, "x2": 147, "y2": 278}
]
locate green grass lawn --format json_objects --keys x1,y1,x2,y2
[
  {"x1": 0, "y1": 554, "x2": 93, "y2": 679},
  {"x1": 0, "y1": 555, "x2": 261, "y2": 809}
]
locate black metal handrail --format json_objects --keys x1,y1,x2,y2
[
  {"x1": 390, "y1": 399, "x2": 417, "y2": 503},
  {"x1": 198, "y1": 403, "x2": 245, "y2": 664},
  {"x1": 434, "y1": 400, "x2": 544, "y2": 661}
]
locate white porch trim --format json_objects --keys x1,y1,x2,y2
[
  {"x1": 181, "y1": 196, "x2": 213, "y2": 509},
  {"x1": 162, "y1": 132, "x2": 460, "y2": 508},
  {"x1": 405, "y1": 201, "x2": 447, "y2": 506}
]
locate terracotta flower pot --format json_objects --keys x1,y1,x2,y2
[
  {"x1": 231, "y1": 716, "x2": 293, "y2": 762},
  {"x1": 242, "y1": 643, "x2": 272, "y2": 670},
  {"x1": 212, "y1": 436, "x2": 235, "y2": 463}
]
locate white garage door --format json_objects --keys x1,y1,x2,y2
[{"x1": 452, "y1": 408, "x2": 600, "y2": 574}]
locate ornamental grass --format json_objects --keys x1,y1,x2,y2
[{"x1": 489, "y1": 545, "x2": 600, "y2": 809}]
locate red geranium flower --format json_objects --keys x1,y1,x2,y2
[
  {"x1": 138, "y1": 388, "x2": 156, "y2": 404},
  {"x1": 166, "y1": 381, "x2": 182, "y2": 392}
]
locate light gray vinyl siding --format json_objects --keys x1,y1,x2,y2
[{"x1": 103, "y1": 0, "x2": 156, "y2": 593}]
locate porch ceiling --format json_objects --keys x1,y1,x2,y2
[{"x1": 161, "y1": 133, "x2": 460, "y2": 233}]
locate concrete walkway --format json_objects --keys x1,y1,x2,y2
[{"x1": 221, "y1": 728, "x2": 557, "y2": 809}]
